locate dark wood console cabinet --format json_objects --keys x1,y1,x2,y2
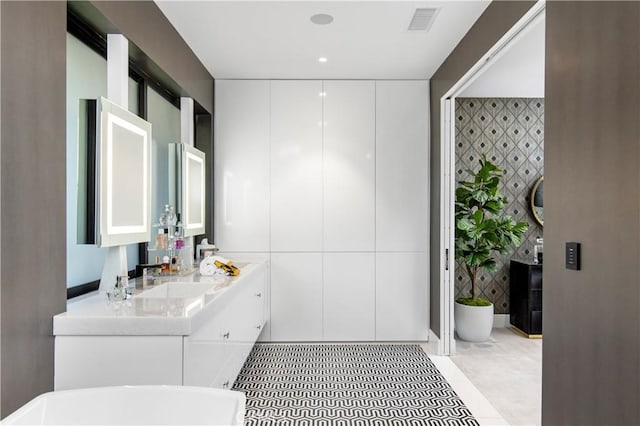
[{"x1": 509, "y1": 259, "x2": 542, "y2": 337}]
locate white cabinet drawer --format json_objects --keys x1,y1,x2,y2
[{"x1": 183, "y1": 263, "x2": 266, "y2": 387}]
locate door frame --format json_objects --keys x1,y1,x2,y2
[{"x1": 438, "y1": 1, "x2": 546, "y2": 355}]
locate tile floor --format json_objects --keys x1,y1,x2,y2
[
  {"x1": 450, "y1": 328, "x2": 543, "y2": 426},
  {"x1": 242, "y1": 331, "x2": 540, "y2": 425},
  {"x1": 429, "y1": 356, "x2": 508, "y2": 426},
  {"x1": 235, "y1": 344, "x2": 480, "y2": 425}
]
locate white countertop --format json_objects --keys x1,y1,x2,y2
[{"x1": 54, "y1": 262, "x2": 264, "y2": 336}]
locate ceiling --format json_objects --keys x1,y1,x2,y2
[
  {"x1": 155, "y1": 1, "x2": 490, "y2": 80},
  {"x1": 459, "y1": 13, "x2": 545, "y2": 98}
]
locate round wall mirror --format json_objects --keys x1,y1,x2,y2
[{"x1": 530, "y1": 176, "x2": 544, "y2": 226}]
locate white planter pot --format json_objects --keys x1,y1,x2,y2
[{"x1": 454, "y1": 301, "x2": 494, "y2": 342}]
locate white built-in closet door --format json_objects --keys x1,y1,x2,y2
[
  {"x1": 323, "y1": 253, "x2": 375, "y2": 341},
  {"x1": 375, "y1": 81, "x2": 429, "y2": 252},
  {"x1": 374, "y1": 81, "x2": 429, "y2": 340},
  {"x1": 270, "y1": 253, "x2": 323, "y2": 341},
  {"x1": 323, "y1": 81, "x2": 375, "y2": 251},
  {"x1": 270, "y1": 81, "x2": 323, "y2": 252},
  {"x1": 376, "y1": 252, "x2": 428, "y2": 340},
  {"x1": 214, "y1": 80, "x2": 270, "y2": 251}
]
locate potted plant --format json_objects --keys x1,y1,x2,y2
[{"x1": 454, "y1": 154, "x2": 528, "y2": 342}]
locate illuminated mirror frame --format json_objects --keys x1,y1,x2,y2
[
  {"x1": 170, "y1": 143, "x2": 206, "y2": 237},
  {"x1": 98, "y1": 96, "x2": 152, "y2": 246}
]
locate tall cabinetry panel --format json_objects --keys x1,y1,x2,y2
[
  {"x1": 214, "y1": 80, "x2": 270, "y2": 251},
  {"x1": 270, "y1": 253, "x2": 323, "y2": 341},
  {"x1": 374, "y1": 81, "x2": 429, "y2": 340},
  {"x1": 323, "y1": 81, "x2": 375, "y2": 252},
  {"x1": 375, "y1": 81, "x2": 429, "y2": 252},
  {"x1": 270, "y1": 81, "x2": 323, "y2": 252},
  {"x1": 323, "y1": 253, "x2": 375, "y2": 340},
  {"x1": 376, "y1": 252, "x2": 428, "y2": 340}
]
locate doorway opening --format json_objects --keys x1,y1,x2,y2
[
  {"x1": 439, "y1": 0, "x2": 545, "y2": 356},
  {"x1": 438, "y1": 3, "x2": 546, "y2": 425}
]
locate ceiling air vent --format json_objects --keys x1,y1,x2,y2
[{"x1": 408, "y1": 8, "x2": 438, "y2": 32}]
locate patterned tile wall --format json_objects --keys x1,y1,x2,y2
[{"x1": 455, "y1": 98, "x2": 544, "y2": 314}]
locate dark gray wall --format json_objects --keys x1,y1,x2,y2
[
  {"x1": 542, "y1": 2, "x2": 640, "y2": 424},
  {"x1": 82, "y1": 1, "x2": 214, "y2": 114},
  {"x1": 429, "y1": 1, "x2": 535, "y2": 337},
  {"x1": 0, "y1": 1, "x2": 214, "y2": 417},
  {"x1": 0, "y1": 1, "x2": 67, "y2": 416}
]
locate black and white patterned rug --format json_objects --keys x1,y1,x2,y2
[{"x1": 233, "y1": 344, "x2": 479, "y2": 425}]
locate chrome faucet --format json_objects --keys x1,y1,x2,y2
[{"x1": 135, "y1": 263, "x2": 163, "y2": 288}]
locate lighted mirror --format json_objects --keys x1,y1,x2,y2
[
  {"x1": 98, "y1": 97, "x2": 152, "y2": 246},
  {"x1": 169, "y1": 143, "x2": 206, "y2": 237},
  {"x1": 530, "y1": 176, "x2": 543, "y2": 227}
]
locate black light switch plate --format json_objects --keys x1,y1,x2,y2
[{"x1": 566, "y1": 242, "x2": 581, "y2": 270}]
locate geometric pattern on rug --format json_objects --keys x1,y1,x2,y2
[{"x1": 233, "y1": 344, "x2": 479, "y2": 425}]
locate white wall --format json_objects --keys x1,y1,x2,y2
[
  {"x1": 459, "y1": 16, "x2": 545, "y2": 98},
  {"x1": 215, "y1": 80, "x2": 429, "y2": 342}
]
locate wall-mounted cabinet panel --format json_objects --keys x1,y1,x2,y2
[
  {"x1": 376, "y1": 252, "x2": 428, "y2": 340},
  {"x1": 375, "y1": 81, "x2": 429, "y2": 252},
  {"x1": 323, "y1": 253, "x2": 375, "y2": 341},
  {"x1": 213, "y1": 79, "x2": 430, "y2": 343},
  {"x1": 323, "y1": 81, "x2": 375, "y2": 252},
  {"x1": 270, "y1": 253, "x2": 323, "y2": 341},
  {"x1": 214, "y1": 80, "x2": 270, "y2": 251},
  {"x1": 270, "y1": 81, "x2": 323, "y2": 252}
]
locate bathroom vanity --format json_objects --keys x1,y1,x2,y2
[{"x1": 53, "y1": 262, "x2": 266, "y2": 391}]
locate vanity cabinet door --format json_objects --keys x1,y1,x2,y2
[
  {"x1": 183, "y1": 265, "x2": 265, "y2": 388},
  {"x1": 55, "y1": 336, "x2": 183, "y2": 390},
  {"x1": 183, "y1": 297, "x2": 235, "y2": 387},
  {"x1": 182, "y1": 341, "x2": 229, "y2": 387},
  {"x1": 224, "y1": 270, "x2": 265, "y2": 343}
]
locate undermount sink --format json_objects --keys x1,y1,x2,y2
[{"x1": 135, "y1": 282, "x2": 215, "y2": 299}]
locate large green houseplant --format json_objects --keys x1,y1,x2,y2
[{"x1": 454, "y1": 155, "x2": 528, "y2": 341}]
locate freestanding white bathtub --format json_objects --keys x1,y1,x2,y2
[{"x1": 1, "y1": 386, "x2": 245, "y2": 425}]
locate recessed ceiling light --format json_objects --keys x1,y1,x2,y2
[
  {"x1": 310, "y1": 13, "x2": 334, "y2": 25},
  {"x1": 318, "y1": 57, "x2": 328, "y2": 63}
]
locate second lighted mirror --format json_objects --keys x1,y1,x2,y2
[{"x1": 170, "y1": 143, "x2": 206, "y2": 237}]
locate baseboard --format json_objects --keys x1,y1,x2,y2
[{"x1": 493, "y1": 314, "x2": 510, "y2": 328}]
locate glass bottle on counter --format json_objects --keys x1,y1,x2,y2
[
  {"x1": 174, "y1": 213, "x2": 185, "y2": 249},
  {"x1": 156, "y1": 229, "x2": 167, "y2": 249}
]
